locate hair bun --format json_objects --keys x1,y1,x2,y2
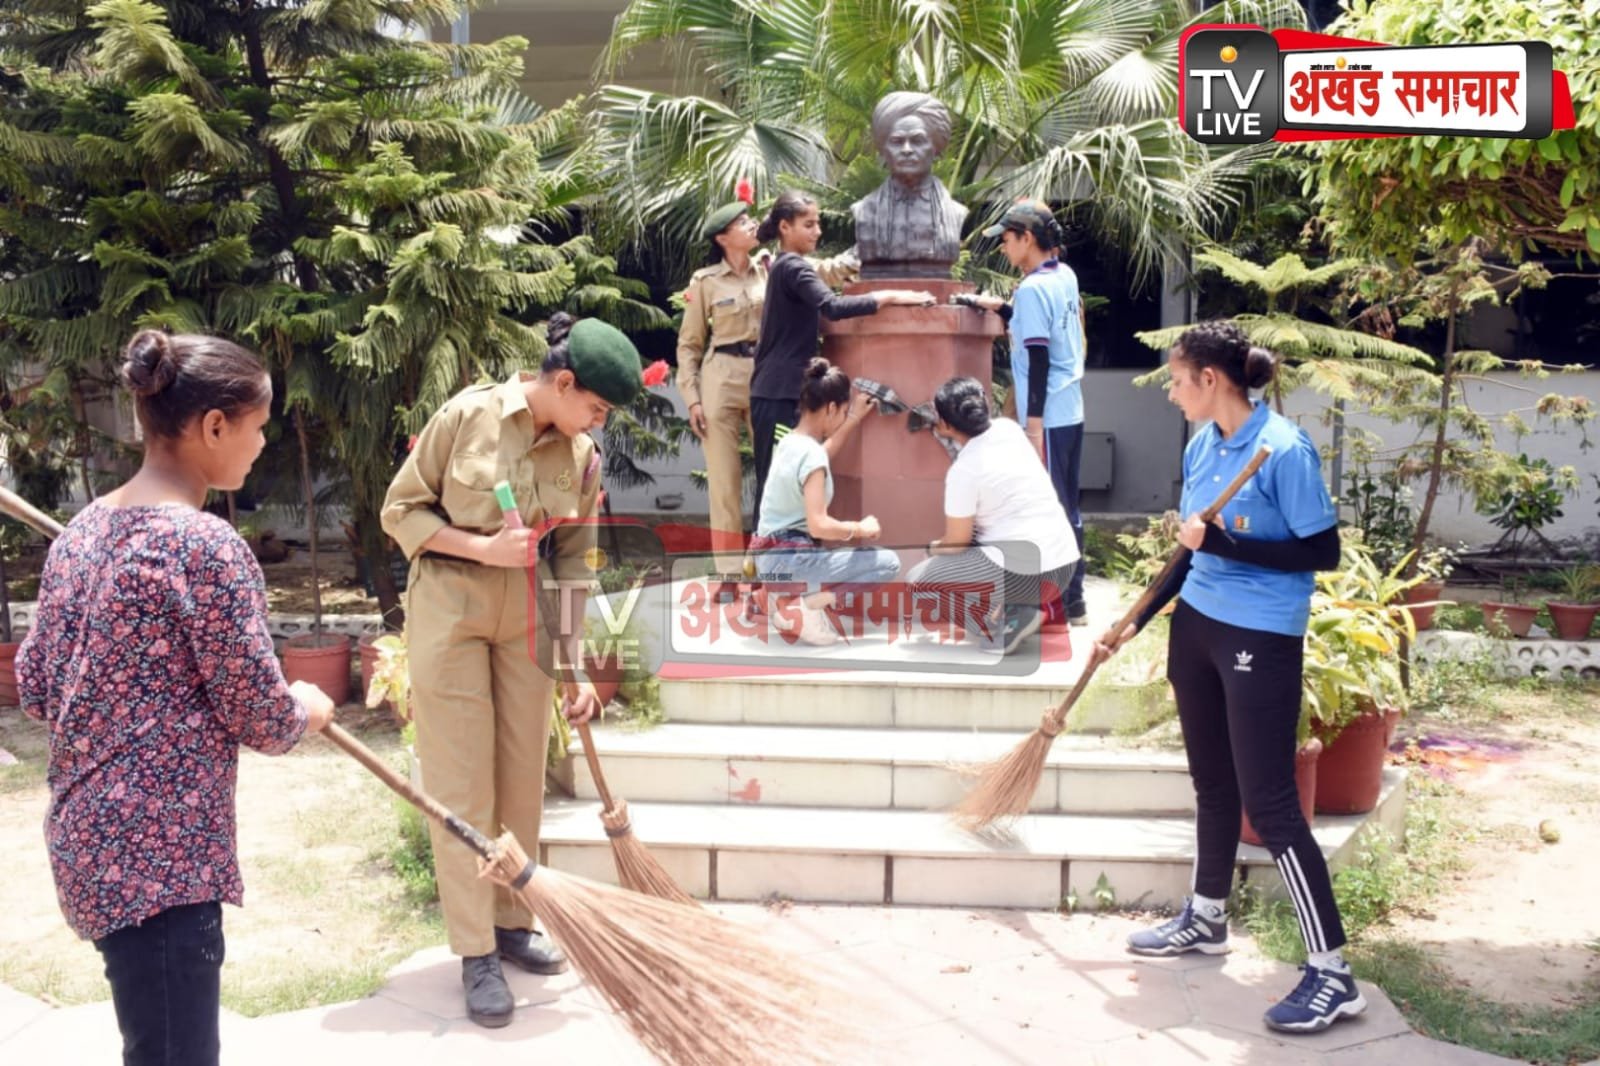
[
  {"x1": 1244, "y1": 345, "x2": 1278, "y2": 390},
  {"x1": 121, "y1": 330, "x2": 178, "y2": 399},
  {"x1": 546, "y1": 312, "x2": 577, "y2": 348},
  {"x1": 803, "y1": 356, "x2": 831, "y2": 381}
]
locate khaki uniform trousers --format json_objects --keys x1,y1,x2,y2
[
  {"x1": 700, "y1": 350, "x2": 754, "y2": 573},
  {"x1": 406, "y1": 554, "x2": 556, "y2": 958}
]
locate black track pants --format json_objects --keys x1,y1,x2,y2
[{"x1": 1167, "y1": 599, "x2": 1347, "y2": 953}]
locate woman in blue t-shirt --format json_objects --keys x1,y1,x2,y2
[
  {"x1": 752, "y1": 358, "x2": 900, "y2": 645},
  {"x1": 1093, "y1": 321, "x2": 1363, "y2": 1036}
]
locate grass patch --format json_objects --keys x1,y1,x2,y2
[
  {"x1": 1235, "y1": 673, "x2": 1600, "y2": 1063},
  {"x1": 1349, "y1": 939, "x2": 1600, "y2": 1064}
]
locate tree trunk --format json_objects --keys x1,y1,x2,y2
[
  {"x1": 356, "y1": 503, "x2": 404, "y2": 630},
  {"x1": 293, "y1": 408, "x2": 322, "y2": 636},
  {"x1": 0, "y1": 555, "x2": 11, "y2": 645},
  {"x1": 1409, "y1": 281, "x2": 1460, "y2": 572}
]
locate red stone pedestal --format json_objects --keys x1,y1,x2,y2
[{"x1": 821, "y1": 279, "x2": 1004, "y2": 549}]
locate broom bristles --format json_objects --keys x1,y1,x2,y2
[
  {"x1": 482, "y1": 832, "x2": 868, "y2": 1066},
  {"x1": 951, "y1": 726, "x2": 1056, "y2": 830},
  {"x1": 602, "y1": 798, "x2": 699, "y2": 907}
]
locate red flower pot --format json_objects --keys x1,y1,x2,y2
[
  {"x1": 282, "y1": 632, "x2": 352, "y2": 706},
  {"x1": 1482, "y1": 602, "x2": 1538, "y2": 639},
  {"x1": 1242, "y1": 737, "x2": 1322, "y2": 846},
  {"x1": 1547, "y1": 602, "x2": 1599, "y2": 641},
  {"x1": 0, "y1": 642, "x2": 19, "y2": 707},
  {"x1": 1401, "y1": 581, "x2": 1445, "y2": 631},
  {"x1": 1314, "y1": 707, "x2": 1398, "y2": 815}
]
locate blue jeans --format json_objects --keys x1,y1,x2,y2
[
  {"x1": 95, "y1": 901, "x2": 225, "y2": 1066},
  {"x1": 756, "y1": 543, "x2": 901, "y2": 597}
]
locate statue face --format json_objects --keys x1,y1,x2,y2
[{"x1": 882, "y1": 116, "x2": 937, "y2": 181}]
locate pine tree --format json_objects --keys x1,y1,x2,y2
[{"x1": 0, "y1": 0, "x2": 668, "y2": 626}]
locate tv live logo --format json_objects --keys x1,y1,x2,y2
[{"x1": 1180, "y1": 26, "x2": 1574, "y2": 144}]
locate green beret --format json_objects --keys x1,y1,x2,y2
[
  {"x1": 568, "y1": 318, "x2": 642, "y2": 406},
  {"x1": 701, "y1": 201, "x2": 751, "y2": 242}
]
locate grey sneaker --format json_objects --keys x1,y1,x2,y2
[{"x1": 1126, "y1": 900, "x2": 1229, "y2": 957}]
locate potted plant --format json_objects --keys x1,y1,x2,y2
[
  {"x1": 1303, "y1": 541, "x2": 1412, "y2": 815},
  {"x1": 1545, "y1": 564, "x2": 1599, "y2": 641},
  {"x1": 1399, "y1": 543, "x2": 1459, "y2": 631},
  {"x1": 1482, "y1": 577, "x2": 1539, "y2": 639},
  {"x1": 278, "y1": 407, "x2": 351, "y2": 704}
]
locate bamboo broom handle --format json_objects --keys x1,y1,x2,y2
[
  {"x1": 322, "y1": 723, "x2": 501, "y2": 862},
  {"x1": 0, "y1": 484, "x2": 64, "y2": 539},
  {"x1": 1044, "y1": 444, "x2": 1272, "y2": 730},
  {"x1": 575, "y1": 718, "x2": 619, "y2": 812}
]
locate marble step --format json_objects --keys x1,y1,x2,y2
[
  {"x1": 537, "y1": 769, "x2": 1406, "y2": 910},
  {"x1": 555, "y1": 722, "x2": 1196, "y2": 815}
]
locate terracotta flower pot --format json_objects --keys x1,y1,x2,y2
[
  {"x1": 1242, "y1": 737, "x2": 1322, "y2": 847},
  {"x1": 1481, "y1": 601, "x2": 1538, "y2": 639},
  {"x1": 1401, "y1": 581, "x2": 1445, "y2": 631},
  {"x1": 1546, "y1": 602, "x2": 1599, "y2": 641},
  {"x1": 282, "y1": 632, "x2": 352, "y2": 706},
  {"x1": 582, "y1": 650, "x2": 625, "y2": 706},
  {"x1": 0, "y1": 641, "x2": 19, "y2": 708},
  {"x1": 1315, "y1": 707, "x2": 1397, "y2": 815}
]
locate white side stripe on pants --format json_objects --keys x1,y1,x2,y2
[{"x1": 1276, "y1": 847, "x2": 1328, "y2": 954}]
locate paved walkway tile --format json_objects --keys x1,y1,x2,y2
[{"x1": 0, "y1": 903, "x2": 1529, "y2": 1064}]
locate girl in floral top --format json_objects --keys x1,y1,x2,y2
[{"x1": 17, "y1": 330, "x2": 336, "y2": 1066}]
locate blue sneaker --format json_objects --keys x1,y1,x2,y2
[
  {"x1": 1126, "y1": 900, "x2": 1228, "y2": 957},
  {"x1": 1263, "y1": 964, "x2": 1367, "y2": 1033}
]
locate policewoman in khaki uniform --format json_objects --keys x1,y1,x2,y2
[
  {"x1": 380, "y1": 313, "x2": 642, "y2": 1029},
  {"x1": 677, "y1": 200, "x2": 859, "y2": 583}
]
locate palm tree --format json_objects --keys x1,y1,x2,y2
[{"x1": 590, "y1": 0, "x2": 1308, "y2": 285}]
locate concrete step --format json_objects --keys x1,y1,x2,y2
[
  {"x1": 655, "y1": 668, "x2": 1168, "y2": 732},
  {"x1": 556, "y1": 722, "x2": 1196, "y2": 815},
  {"x1": 536, "y1": 768, "x2": 1406, "y2": 910}
]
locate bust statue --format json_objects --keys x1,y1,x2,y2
[{"x1": 851, "y1": 92, "x2": 969, "y2": 279}]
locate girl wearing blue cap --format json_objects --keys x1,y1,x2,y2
[{"x1": 1092, "y1": 321, "x2": 1360, "y2": 1035}]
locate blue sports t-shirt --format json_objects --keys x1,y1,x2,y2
[
  {"x1": 1009, "y1": 259, "x2": 1084, "y2": 429},
  {"x1": 1177, "y1": 402, "x2": 1337, "y2": 637}
]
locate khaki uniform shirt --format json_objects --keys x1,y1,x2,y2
[
  {"x1": 381, "y1": 372, "x2": 600, "y2": 582},
  {"x1": 675, "y1": 250, "x2": 860, "y2": 408}
]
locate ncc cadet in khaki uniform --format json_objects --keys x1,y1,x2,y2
[
  {"x1": 380, "y1": 315, "x2": 642, "y2": 1030},
  {"x1": 676, "y1": 200, "x2": 859, "y2": 592}
]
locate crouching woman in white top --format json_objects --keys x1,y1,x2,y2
[
  {"x1": 752, "y1": 357, "x2": 901, "y2": 645},
  {"x1": 908, "y1": 376, "x2": 1081, "y2": 654}
]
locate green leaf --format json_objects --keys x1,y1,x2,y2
[
  {"x1": 1588, "y1": 225, "x2": 1600, "y2": 253},
  {"x1": 1537, "y1": 137, "x2": 1563, "y2": 162},
  {"x1": 1560, "y1": 171, "x2": 1577, "y2": 208}
]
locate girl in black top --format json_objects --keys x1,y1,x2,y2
[{"x1": 748, "y1": 190, "x2": 933, "y2": 523}]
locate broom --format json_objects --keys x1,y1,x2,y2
[
  {"x1": 0, "y1": 486, "x2": 862, "y2": 1064},
  {"x1": 325, "y1": 721, "x2": 860, "y2": 1065},
  {"x1": 495, "y1": 481, "x2": 697, "y2": 906},
  {"x1": 952, "y1": 444, "x2": 1273, "y2": 830}
]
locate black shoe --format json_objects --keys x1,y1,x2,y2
[
  {"x1": 462, "y1": 954, "x2": 514, "y2": 1028},
  {"x1": 495, "y1": 926, "x2": 569, "y2": 975}
]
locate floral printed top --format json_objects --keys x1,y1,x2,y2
[{"x1": 17, "y1": 503, "x2": 307, "y2": 942}]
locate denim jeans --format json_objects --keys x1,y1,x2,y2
[
  {"x1": 95, "y1": 901, "x2": 225, "y2": 1066},
  {"x1": 756, "y1": 543, "x2": 901, "y2": 596}
]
